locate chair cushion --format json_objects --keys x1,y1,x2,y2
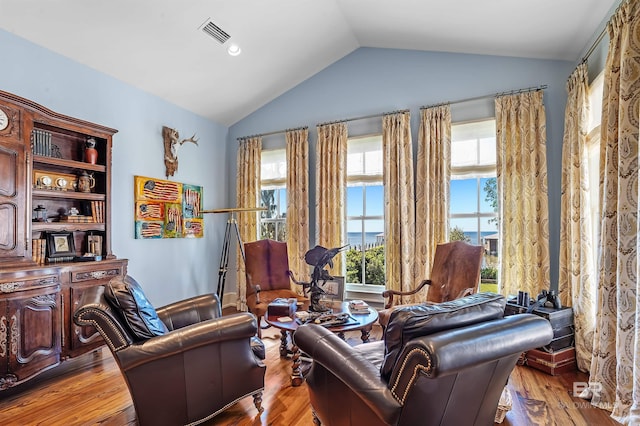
[
  {"x1": 380, "y1": 292, "x2": 506, "y2": 381},
  {"x1": 104, "y1": 275, "x2": 169, "y2": 340}
]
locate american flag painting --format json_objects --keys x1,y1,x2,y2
[{"x1": 134, "y1": 175, "x2": 203, "y2": 239}]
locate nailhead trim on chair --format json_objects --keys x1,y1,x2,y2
[
  {"x1": 184, "y1": 388, "x2": 265, "y2": 426},
  {"x1": 76, "y1": 308, "x2": 128, "y2": 352},
  {"x1": 390, "y1": 348, "x2": 432, "y2": 404}
]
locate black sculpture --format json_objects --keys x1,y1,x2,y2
[{"x1": 296, "y1": 244, "x2": 349, "y2": 312}]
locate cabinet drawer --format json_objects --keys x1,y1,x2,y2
[
  {"x1": 0, "y1": 273, "x2": 58, "y2": 293},
  {"x1": 70, "y1": 263, "x2": 123, "y2": 283}
]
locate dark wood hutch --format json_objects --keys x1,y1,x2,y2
[{"x1": 0, "y1": 90, "x2": 127, "y2": 390}]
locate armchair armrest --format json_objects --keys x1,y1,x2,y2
[
  {"x1": 155, "y1": 293, "x2": 222, "y2": 331},
  {"x1": 74, "y1": 285, "x2": 134, "y2": 352},
  {"x1": 382, "y1": 279, "x2": 431, "y2": 309},
  {"x1": 117, "y1": 312, "x2": 259, "y2": 370},
  {"x1": 294, "y1": 324, "x2": 402, "y2": 425}
]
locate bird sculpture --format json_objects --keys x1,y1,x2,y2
[{"x1": 302, "y1": 244, "x2": 349, "y2": 312}]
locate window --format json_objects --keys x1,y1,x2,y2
[
  {"x1": 450, "y1": 119, "x2": 499, "y2": 286},
  {"x1": 260, "y1": 149, "x2": 287, "y2": 241},
  {"x1": 587, "y1": 72, "x2": 604, "y2": 269},
  {"x1": 345, "y1": 135, "x2": 385, "y2": 287}
]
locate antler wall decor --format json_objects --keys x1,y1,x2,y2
[{"x1": 162, "y1": 126, "x2": 199, "y2": 178}]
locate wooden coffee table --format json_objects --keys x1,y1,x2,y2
[{"x1": 265, "y1": 300, "x2": 378, "y2": 386}]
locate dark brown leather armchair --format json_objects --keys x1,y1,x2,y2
[
  {"x1": 74, "y1": 276, "x2": 266, "y2": 426},
  {"x1": 295, "y1": 293, "x2": 553, "y2": 426}
]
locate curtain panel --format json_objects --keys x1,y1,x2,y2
[
  {"x1": 236, "y1": 136, "x2": 261, "y2": 311},
  {"x1": 415, "y1": 105, "x2": 451, "y2": 302},
  {"x1": 559, "y1": 63, "x2": 597, "y2": 373},
  {"x1": 589, "y1": 0, "x2": 640, "y2": 422},
  {"x1": 315, "y1": 123, "x2": 347, "y2": 275},
  {"x1": 286, "y1": 128, "x2": 310, "y2": 291},
  {"x1": 495, "y1": 90, "x2": 550, "y2": 298},
  {"x1": 382, "y1": 112, "x2": 416, "y2": 297}
]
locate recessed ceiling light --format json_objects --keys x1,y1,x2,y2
[{"x1": 227, "y1": 43, "x2": 241, "y2": 56}]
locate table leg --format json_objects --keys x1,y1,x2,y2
[
  {"x1": 360, "y1": 326, "x2": 372, "y2": 343},
  {"x1": 279, "y1": 329, "x2": 289, "y2": 358},
  {"x1": 291, "y1": 343, "x2": 304, "y2": 386},
  {"x1": 337, "y1": 331, "x2": 345, "y2": 340}
]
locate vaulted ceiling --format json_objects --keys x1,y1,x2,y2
[{"x1": 0, "y1": 0, "x2": 618, "y2": 126}]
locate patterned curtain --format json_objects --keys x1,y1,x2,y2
[
  {"x1": 589, "y1": 1, "x2": 640, "y2": 421},
  {"x1": 559, "y1": 63, "x2": 596, "y2": 373},
  {"x1": 286, "y1": 128, "x2": 310, "y2": 292},
  {"x1": 414, "y1": 105, "x2": 451, "y2": 303},
  {"x1": 236, "y1": 136, "x2": 261, "y2": 311},
  {"x1": 316, "y1": 123, "x2": 347, "y2": 275},
  {"x1": 495, "y1": 90, "x2": 550, "y2": 297},
  {"x1": 382, "y1": 112, "x2": 415, "y2": 297}
]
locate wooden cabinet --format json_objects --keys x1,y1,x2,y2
[
  {"x1": 0, "y1": 269, "x2": 61, "y2": 390},
  {"x1": 0, "y1": 90, "x2": 127, "y2": 390}
]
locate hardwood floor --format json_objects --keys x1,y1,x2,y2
[{"x1": 0, "y1": 323, "x2": 620, "y2": 426}]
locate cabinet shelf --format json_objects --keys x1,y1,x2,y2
[
  {"x1": 33, "y1": 155, "x2": 105, "y2": 173},
  {"x1": 32, "y1": 189, "x2": 105, "y2": 201},
  {"x1": 32, "y1": 222, "x2": 106, "y2": 232}
]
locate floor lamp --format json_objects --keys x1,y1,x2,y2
[{"x1": 201, "y1": 207, "x2": 265, "y2": 301}]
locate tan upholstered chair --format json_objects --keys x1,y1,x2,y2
[
  {"x1": 244, "y1": 239, "x2": 307, "y2": 334},
  {"x1": 378, "y1": 241, "x2": 484, "y2": 327}
]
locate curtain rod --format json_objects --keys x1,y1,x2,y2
[
  {"x1": 237, "y1": 125, "x2": 308, "y2": 142},
  {"x1": 420, "y1": 84, "x2": 548, "y2": 110},
  {"x1": 316, "y1": 109, "x2": 410, "y2": 128},
  {"x1": 582, "y1": 0, "x2": 626, "y2": 63},
  {"x1": 582, "y1": 27, "x2": 607, "y2": 63}
]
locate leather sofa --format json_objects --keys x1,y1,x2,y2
[
  {"x1": 294, "y1": 293, "x2": 553, "y2": 426},
  {"x1": 74, "y1": 276, "x2": 266, "y2": 425}
]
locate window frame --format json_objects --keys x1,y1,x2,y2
[{"x1": 259, "y1": 149, "x2": 287, "y2": 242}]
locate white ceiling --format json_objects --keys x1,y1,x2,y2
[{"x1": 0, "y1": 0, "x2": 618, "y2": 126}]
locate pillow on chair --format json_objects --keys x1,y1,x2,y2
[
  {"x1": 381, "y1": 292, "x2": 506, "y2": 380},
  {"x1": 104, "y1": 275, "x2": 169, "y2": 340}
]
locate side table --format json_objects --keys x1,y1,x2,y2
[{"x1": 265, "y1": 301, "x2": 378, "y2": 386}]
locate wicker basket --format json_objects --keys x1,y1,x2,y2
[{"x1": 494, "y1": 386, "x2": 513, "y2": 423}]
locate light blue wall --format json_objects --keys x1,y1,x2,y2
[
  {"x1": 229, "y1": 47, "x2": 576, "y2": 294},
  {"x1": 0, "y1": 29, "x2": 230, "y2": 306}
]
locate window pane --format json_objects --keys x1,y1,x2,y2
[
  {"x1": 260, "y1": 189, "x2": 278, "y2": 219},
  {"x1": 348, "y1": 135, "x2": 382, "y2": 176},
  {"x1": 347, "y1": 186, "x2": 364, "y2": 216},
  {"x1": 450, "y1": 179, "x2": 478, "y2": 214},
  {"x1": 365, "y1": 185, "x2": 383, "y2": 216},
  {"x1": 478, "y1": 137, "x2": 496, "y2": 165},
  {"x1": 364, "y1": 219, "x2": 385, "y2": 286},
  {"x1": 347, "y1": 219, "x2": 363, "y2": 246},
  {"x1": 480, "y1": 177, "x2": 497, "y2": 213},
  {"x1": 347, "y1": 151, "x2": 364, "y2": 175},
  {"x1": 260, "y1": 222, "x2": 276, "y2": 240},
  {"x1": 450, "y1": 217, "x2": 477, "y2": 244},
  {"x1": 261, "y1": 149, "x2": 286, "y2": 180},
  {"x1": 451, "y1": 139, "x2": 477, "y2": 167},
  {"x1": 279, "y1": 189, "x2": 287, "y2": 217}
]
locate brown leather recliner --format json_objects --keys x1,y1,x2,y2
[
  {"x1": 74, "y1": 276, "x2": 266, "y2": 426},
  {"x1": 294, "y1": 293, "x2": 553, "y2": 426}
]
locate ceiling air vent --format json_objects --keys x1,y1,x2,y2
[{"x1": 200, "y1": 19, "x2": 231, "y2": 44}]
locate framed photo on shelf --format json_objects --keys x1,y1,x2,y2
[
  {"x1": 46, "y1": 231, "x2": 75, "y2": 258},
  {"x1": 318, "y1": 276, "x2": 345, "y2": 301}
]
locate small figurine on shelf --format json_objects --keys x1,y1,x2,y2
[
  {"x1": 85, "y1": 137, "x2": 98, "y2": 164},
  {"x1": 77, "y1": 171, "x2": 95, "y2": 193}
]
